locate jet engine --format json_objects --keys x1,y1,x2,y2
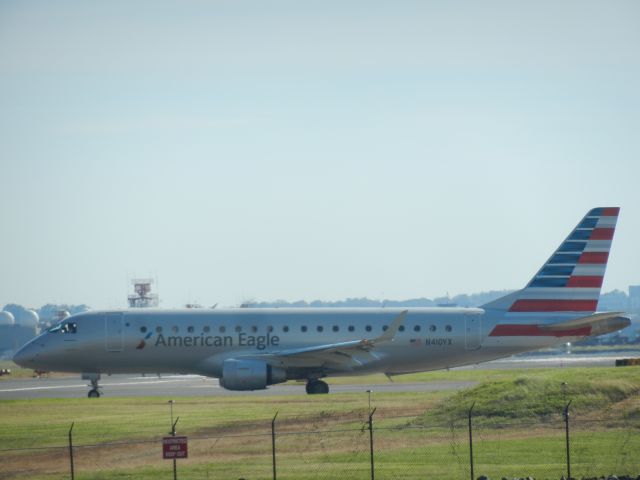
[{"x1": 220, "y1": 359, "x2": 287, "y2": 391}]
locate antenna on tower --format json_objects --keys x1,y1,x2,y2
[{"x1": 128, "y1": 279, "x2": 159, "y2": 308}]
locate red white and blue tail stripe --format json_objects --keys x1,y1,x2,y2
[
  {"x1": 507, "y1": 207, "x2": 619, "y2": 313},
  {"x1": 482, "y1": 208, "x2": 621, "y2": 339}
]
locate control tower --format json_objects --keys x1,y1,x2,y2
[{"x1": 128, "y1": 279, "x2": 159, "y2": 308}]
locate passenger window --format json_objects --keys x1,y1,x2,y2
[
  {"x1": 414, "y1": 325, "x2": 421, "y2": 332},
  {"x1": 348, "y1": 325, "x2": 355, "y2": 332},
  {"x1": 203, "y1": 326, "x2": 210, "y2": 333},
  {"x1": 445, "y1": 325, "x2": 452, "y2": 332},
  {"x1": 382, "y1": 325, "x2": 388, "y2": 331},
  {"x1": 140, "y1": 326, "x2": 147, "y2": 333},
  {"x1": 172, "y1": 326, "x2": 179, "y2": 333},
  {"x1": 267, "y1": 326, "x2": 273, "y2": 333},
  {"x1": 399, "y1": 325, "x2": 405, "y2": 332},
  {"x1": 235, "y1": 326, "x2": 242, "y2": 333},
  {"x1": 429, "y1": 325, "x2": 436, "y2": 332},
  {"x1": 187, "y1": 326, "x2": 194, "y2": 333},
  {"x1": 317, "y1": 326, "x2": 323, "y2": 332},
  {"x1": 156, "y1": 326, "x2": 163, "y2": 333},
  {"x1": 219, "y1": 326, "x2": 226, "y2": 333},
  {"x1": 283, "y1": 326, "x2": 289, "y2": 333},
  {"x1": 365, "y1": 325, "x2": 372, "y2": 332},
  {"x1": 251, "y1": 325, "x2": 258, "y2": 333},
  {"x1": 301, "y1": 326, "x2": 307, "y2": 332},
  {"x1": 332, "y1": 325, "x2": 339, "y2": 332}
]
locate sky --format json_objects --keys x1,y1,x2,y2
[{"x1": 1, "y1": 1, "x2": 639, "y2": 309}]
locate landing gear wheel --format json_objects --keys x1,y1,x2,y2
[
  {"x1": 83, "y1": 374, "x2": 102, "y2": 398},
  {"x1": 305, "y1": 380, "x2": 329, "y2": 395}
]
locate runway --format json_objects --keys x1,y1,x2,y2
[
  {"x1": 0, "y1": 375, "x2": 477, "y2": 399},
  {"x1": 0, "y1": 353, "x2": 624, "y2": 400},
  {"x1": 457, "y1": 352, "x2": 622, "y2": 370}
]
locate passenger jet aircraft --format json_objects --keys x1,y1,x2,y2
[{"x1": 13, "y1": 208, "x2": 630, "y2": 397}]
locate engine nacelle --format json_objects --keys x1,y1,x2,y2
[{"x1": 220, "y1": 359, "x2": 287, "y2": 391}]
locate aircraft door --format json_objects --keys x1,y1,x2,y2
[
  {"x1": 105, "y1": 313, "x2": 124, "y2": 352},
  {"x1": 464, "y1": 314, "x2": 482, "y2": 350}
]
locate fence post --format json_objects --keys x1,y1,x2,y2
[
  {"x1": 468, "y1": 402, "x2": 475, "y2": 480},
  {"x1": 369, "y1": 407, "x2": 377, "y2": 480},
  {"x1": 271, "y1": 411, "x2": 278, "y2": 480},
  {"x1": 68, "y1": 422, "x2": 75, "y2": 480},
  {"x1": 171, "y1": 416, "x2": 180, "y2": 480},
  {"x1": 563, "y1": 400, "x2": 572, "y2": 480}
]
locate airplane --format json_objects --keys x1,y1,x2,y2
[{"x1": 12, "y1": 208, "x2": 631, "y2": 397}]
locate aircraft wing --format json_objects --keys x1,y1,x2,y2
[
  {"x1": 242, "y1": 310, "x2": 407, "y2": 370},
  {"x1": 539, "y1": 311, "x2": 630, "y2": 336}
]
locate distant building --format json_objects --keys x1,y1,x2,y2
[
  {"x1": 597, "y1": 289, "x2": 628, "y2": 311},
  {"x1": 0, "y1": 309, "x2": 39, "y2": 358},
  {"x1": 0, "y1": 311, "x2": 16, "y2": 354},
  {"x1": 629, "y1": 285, "x2": 640, "y2": 313}
]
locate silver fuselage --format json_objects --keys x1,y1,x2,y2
[{"x1": 13, "y1": 307, "x2": 576, "y2": 380}]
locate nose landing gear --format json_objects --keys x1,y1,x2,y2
[{"x1": 82, "y1": 373, "x2": 101, "y2": 398}]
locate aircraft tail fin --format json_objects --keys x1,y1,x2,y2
[{"x1": 482, "y1": 207, "x2": 620, "y2": 315}]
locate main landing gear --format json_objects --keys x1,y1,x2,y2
[
  {"x1": 305, "y1": 379, "x2": 329, "y2": 395},
  {"x1": 82, "y1": 373, "x2": 101, "y2": 398}
]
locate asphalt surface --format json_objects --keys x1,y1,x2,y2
[
  {"x1": 457, "y1": 352, "x2": 620, "y2": 370},
  {"x1": 0, "y1": 374, "x2": 478, "y2": 399},
  {"x1": 0, "y1": 354, "x2": 622, "y2": 400}
]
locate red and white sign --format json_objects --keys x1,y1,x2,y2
[{"x1": 162, "y1": 436, "x2": 188, "y2": 459}]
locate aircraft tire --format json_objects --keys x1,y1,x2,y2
[
  {"x1": 306, "y1": 380, "x2": 329, "y2": 395},
  {"x1": 88, "y1": 389, "x2": 100, "y2": 398}
]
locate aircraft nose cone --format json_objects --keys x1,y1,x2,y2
[{"x1": 12, "y1": 343, "x2": 36, "y2": 368}]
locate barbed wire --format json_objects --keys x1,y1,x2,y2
[{"x1": 1, "y1": 414, "x2": 637, "y2": 453}]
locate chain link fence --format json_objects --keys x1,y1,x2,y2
[{"x1": 2, "y1": 405, "x2": 639, "y2": 479}]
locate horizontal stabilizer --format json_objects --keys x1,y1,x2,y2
[{"x1": 539, "y1": 312, "x2": 630, "y2": 337}]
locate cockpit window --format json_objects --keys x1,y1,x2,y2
[
  {"x1": 48, "y1": 324, "x2": 62, "y2": 333},
  {"x1": 64, "y1": 322, "x2": 77, "y2": 334},
  {"x1": 49, "y1": 322, "x2": 77, "y2": 334}
]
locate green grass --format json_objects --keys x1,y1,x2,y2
[
  {"x1": 324, "y1": 368, "x2": 508, "y2": 385},
  {"x1": 0, "y1": 360, "x2": 73, "y2": 380},
  {"x1": 417, "y1": 367, "x2": 640, "y2": 425},
  {"x1": 0, "y1": 391, "x2": 445, "y2": 449},
  {"x1": 1, "y1": 367, "x2": 639, "y2": 479},
  {"x1": 9, "y1": 425, "x2": 639, "y2": 480},
  {"x1": 564, "y1": 344, "x2": 640, "y2": 353},
  {"x1": 0, "y1": 360, "x2": 32, "y2": 379}
]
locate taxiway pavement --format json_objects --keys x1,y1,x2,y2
[{"x1": 0, "y1": 353, "x2": 621, "y2": 400}]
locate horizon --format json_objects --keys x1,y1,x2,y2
[
  {"x1": 2, "y1": 1, "x2": 639, "y2": 309},
  {"x1": 3, "y1": 286, "x2": 638, "y2": 313}
]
